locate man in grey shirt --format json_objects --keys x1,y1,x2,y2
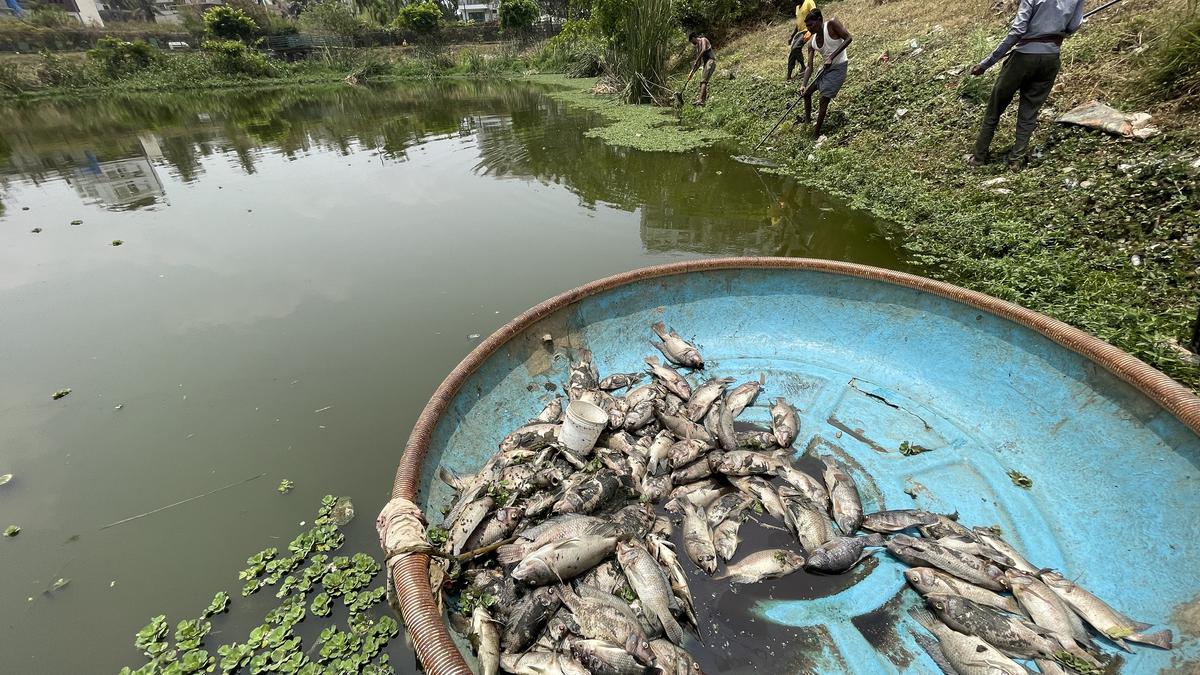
[{"x1": 968, "y1": 0, "x2": 1085, "y2": 168}]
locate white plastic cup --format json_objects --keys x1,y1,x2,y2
[{"x1": 561, "y1": 400, "x2": 608, "y2": 454}]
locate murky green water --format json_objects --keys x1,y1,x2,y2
[{"x1": 0, "y1": 80, "x2": 900, "y2": 672}]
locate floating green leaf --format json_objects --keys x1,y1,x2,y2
[
  {"x1": 899, "y1": 441, "x2": 933, "y2": 456},
  {"x1": 51, "y1": 388, "x2": 71, "y2": 400},
  {"x1": 427, "y1": 526, "x2": 449, "y2": 546},
  {"x1": 70, "y1": 219, "x2": 82, "y2": 225},
  {"x1": 135, "y1": 615, "x2": 169, "y2": 654},
  {"x1": 202, "y1": 591, "x2": 229, "y2": 618},
  {"x1": 278, "y1": 479, "x2": 295, "y2": 494},
  {"x1": 0, "y1": 473, "x2": 11, "y2": 486},
  {"x1": 4, "y1": 525, "x2": 19, "y2": 537},
  {"x1": 112, "y1": 239, "x2": 124, "y2": 246}
]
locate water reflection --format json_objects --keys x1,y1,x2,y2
[{"x1": 0, "y1": 80, "x2": 900, "y2": 261}]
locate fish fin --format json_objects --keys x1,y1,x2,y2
[
  {"x1": 907, "y1": 608, "x2": 940, "y2": 631},
  {"x1": 494, "y1": 543, "x2": 526, "y2": 566},
  {"x1": 436, "y1": 466, "x2": 465, "y2": 491},
  {"x1": 909, "y1": 629, "x2": 956, "y2": 675},
  {"x1": 1130, "y1": 620, "x2": 1154, "y2": 632},
  {"x1": 651, "y1": 322, "x2": 668, "y2": 339},
  {"x1": 644, "y1": 356, "x2": 660, "y2": 367},
  {"x1": 1128, "y1": 628, "x2": 1172, "y2": 650},
  {"x1": 758, "y1": 373, "x2": 766, "y2": 385},
  {"x1": 660, "y1": 611, "x2": 685, "y2": 646}
]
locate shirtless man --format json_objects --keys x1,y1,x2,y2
[
  {"x1": 686, "y1": 32, "x2": 716, "y2": 106},
  {"x1": 799, "y1": 8, "x2": 852, "y2": 138}
]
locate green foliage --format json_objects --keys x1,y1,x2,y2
[
  {"x1": 87, "y1": 37, "x2": 160, "y2": 78},
  {"x1": 426, "y1": 525, "x2": 449, "y2": 545},
  {"x1": 203, "y1": 5, "x2": 259, "y2": 42},
  {"x1": 499, "y1": 0, "x2": 540, "y2": 31},
  {"x1": 599, "y1": 0, "x2": 678, "y2": 102},
  {"x1": 202, "y1": 39, "x2": 275, "y2": 77},
  {"x1": 301, "y1": 0, "x2": 371, "y2": 38},
  {"x1": 3, "y1": 525, "x2": 19, "y2": 537},
  {"x1": 673, "y1": 0, "x2": 740, "y2": 34},
  {"x1": 278, "y1": 478, "x2": 295, "y2": 493},
  {"x1": 1146, "y1": 15, "x2": 1200, "y2": 101},
  {"x1": 539, "y1": 17, "x2": 605, "y2": 76},
  {"x1": 391, "y1": 1, "x2": 443, "y2": 34},
  {"x1": 27, "y1": 6, "x2": 75, "y2": 28}
]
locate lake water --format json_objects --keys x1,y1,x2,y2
[{"x1": 0, "y1": 79, "x2": 901, "y2": 672}]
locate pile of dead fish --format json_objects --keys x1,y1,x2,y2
[{"x1": 431, "y1": 322, "x2": 1173, "y2": 675}]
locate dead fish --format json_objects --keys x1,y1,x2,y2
[
  {"x1": 715, "y1": 398, "x2": 738, "y2": 452},
  {"x1": 624, "y1": 400, "x2": 656, "y2": 432},
  {"x1": 568, "y1": 348, "x2": 600, "y2": 394},
  {"x1": 905, "y1": 567, "x2": 1022, "y2": 615},
  {"x1": 1039, "y1": 570, "x2": 1172, "y2": 650},
  {"x1": 625, "y1": 383, "x2": 664, "y2": 408},
  {"x1": 684, "y1": 377, "x2": 734, "y2": 421},
  {"x1": 775, "y1": 465, "x2": 829, "y2": 511},
  {"x1": 650, "y1": 516, "x2": 673, "y2": 539},
  {"x1": 803, "y1": 534, "x2": 882, "y2": 574},
  {"x1": 862, "y1": 509, "x2": 940, "y2": 533},
  {"x1": 887, "y1": 534, "x2": 1008, "y2": 592},
  {"x1": 600, "y1": 372, "x2": 645, "y2": 391},
  {"x1": 919, "y1": 514, "x2": 975, "y2": 541},
  {"x1": 644, "y1": 357, "x2": 692, "y2": 400},
  {"x1": 671, "y1": 452, "x2": 719, "y2": 484},
  {"x1": 659, "y1": 393, "x2": 685, "y2": 418},
  {"x1": 595, "y1": 447, "x2": 631, "y2": 477},
  {"x1": 556, "y1": 586, "x2": 656, "y2": 666},
  {"x1": 530, "y1": 398, "x2": 564, "y2": 424},
  {"x1": 715, "y1": 449, "x2": 786, "y2": 476},
  {"x1": 446, "y1": 496, "x2": 494, "y2": 556},
  {"x1": 608, "y1": 399, "x2": 629, "y2": 430},
  {"x1": 612, "y1": 503, "x2": 656, "y2": 539},
  {"x1": 729, "y1": 476, "x2": 787, "y2": 522},
  {"x1": 736, "y1": 430, "x2": 778, "y2": 450},
  {"x1": 650, "y1": 322, "x2": 704, "y2": 369},
  {"x1": 821, "y1": 458, "x2": 864, "y2": 535},
  {"x1": 500, "y1": 650, "x2": 590, "y2": 675},
  {"x1": 617, "y1": 541, "x2": 684, "y2": 645},
  {"x1": 577, "y1": 559, "x2": 628, "y2": 596},
  {"x1": 680, "y1": 501, "x2": 717, "y2": 574},
  {"x1": 650, "y1": 639, "x2": 704, "y2": 675},
  {"x1": 640, "y1": 472, "x2": 674, "y2": 503},
  {"x1": 647, "y1": 431, "x2": 675, "y2": 476},
  {"x1": 705, "y1": 493, "x2": 754, "y2": 528},
  {"x1": 713, "y1": 518, "x2": 742, "y2": 562},
  {"x1": 654, "y1": 409, "x2": 715, "y2": 446},
  {"x1": 924, "y1": 592, "x2": 1059, "y2": 660},
  {"x1": 501, "y1": 586, "x2": 560, "y2": 652},
  {"x1": 554, "y1": 473, "x2": 623, "y2": 515},
  {"x1": 714, "y1": 549, "x2": 805, "y2": 585},
  {"x1": 909, "y1": 608, "x2": 1027, "y2": 675},
  {"x1": 512, "y1": 534, "x2": 618, "y2": 586},
  {"x1": 935, "y1": 535, "x2": 1017, "y2": 568},
  {"x1": 469, "y1": 606, "x2": 501, "y2": 675},
  {"x1": 769, "y1": 398, "x2": 799, "y2": 447},
  {"x1": 646, "y1": 536, "x2": 698, "y2": 632},
  {"x1": 463, "y1": 506, "x2": 523, "y2": 551},
  {"x1": 500, "y1": 424, "x2": 560, "y2": 452},
  {"x1": 497, "y1": 514, "x2": 609, "y2": 565},
  {"x1": 972, "y1": 528, "x2": 1039, "y2": 575},
  {"x1": 724, "y1": 376, "x2": 764, "y2": 418},
  {"x1": 570, "y1": 637, "x2": 650, "y2": 675},
  {"x1": 602, "y1": 431, "x2": 642, "y2": 457},
  {"x1": 1008, "y1": 571, "x2": 1100, "y2": 665},
  {"x1": 779, "y1": 490, "x2": 836, "y2": 552},
  {"x1": 667, "y1": 439, "x2": 710, "y2": 470}
]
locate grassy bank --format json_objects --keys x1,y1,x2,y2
[
  {"x1": 0, "y1": 43, "x2": 539, "y2": 99},
  {"x1": 672, "y1": 0, "x2": 1199, "y2": 389}
]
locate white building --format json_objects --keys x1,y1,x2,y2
[{"x1": 456, "y1": 1, "x2": 497, "y2": 23}]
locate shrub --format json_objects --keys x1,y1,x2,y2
[
  {"x1": 202, "y1": 39, "x2": 274, "y2": 77},
  {"x1": 27, "y1": 6, "x2": 76, "y2": 28},
  {"x1": 499, "y1": 0, "x2": 539, "y2": 32},
  {"x1": 597, "y1": 0, "x2": 676, "y2": 102},
  {"x1": 1146, "y1": 15, "x2": 1200, "y2": 102},
  {"x1": 203, "y1": 6, "x2": 259, "y2": 42},
  {"x1": 301, "y1": 0, "x2": 370, "y2": 38},
  {"x1": 391, "y1": 1, "x2": 442, "y2": 34},
  {"x1": 539, "y1": 17, "x2": 604, "y2": 76},
  {"x1": 36, "y1": 51, "x2": 98, "y2": 87},
  {"x1": 87, "y1": 37, "x2": 161, "y2": 77}
]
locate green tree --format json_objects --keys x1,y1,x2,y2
[
  {"x1": 499, "y1": 0, "x2": 539, "y2": 31},
  {"x1": 392, "y1": 1, "x2": 442, "y2": 33},
  {"x1": 300, "y1": 0, "x2": 370, "y2": 37},
  {"x1": 203, "y1": 6, "x2": 259, "y2": 42}
]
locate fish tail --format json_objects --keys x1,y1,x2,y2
[
  {"x1": 437, "y1": 466, "x2": 464, "y2": 491},
  {"x1": 651, "y1": 322, "x2": 668, "y2": 339},
  {"x1": 660, "y1": 611, "x2": 685, "y2": 646},
  {"x1": 494, "y1": 543, "x2": 526, "y2": 566},
  {"x1": 1128, "y1": 628, "x2": 1172, "y2": 650}
]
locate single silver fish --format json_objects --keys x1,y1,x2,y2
[
  {"x1": 446, "y1": 496, "x2": 494, "y2": 556},
  {"x1": 779, "y1": 490, "x2": 836, "y2": 552},
  {"x1": 625, "y1": 383, "x2": 665, "y2": 408},
  {"x1": 724, "y1": 376, "x2": 764, "y2": 418},
  {"x1": 973, "y1": 528, "x2": 1039, "y2": 575},
  {"x1": 463, "y1": 506, "x2": 523, "y2": 551},
  {"x1": 556, "y1": 586, "x2": 656, "y2": 666},
  {"x1": 1039, "y1": 570, "x2": 1172, "y2": 651},
  {"x1": 500, "y1": 650, "x2": 590, "y2": 675},
  {"x1": 624, "y1": 400, "x2": 656, "y2": 432},
  {"x1": 684, "y1": 377, "x2": 734, "y2": 421},
  {"x1": 646, "y1": 535, "x2": 698, "y2": 632},
  {"x1": 737, "y1": 430, "x2": 778, "y2": 450},
  {"x1": 680, "y1": 501, "x2": 717, "y2": 574},
  {"x1": 639, "y1": 472, "x2": 674, "y2": 503},
  {"x1": 496, "y1": 514, "x2": 610, "y2": 565},
  {"x1": 715, "y1": 398, "x2": 738, "y2": 452},
  {"x1": 667, "y1": 439, "x2": 710, "y2": 470},
  {"x1": 644, "y1": 356, "x2": 692, "y2": 400},
  {"x1": 1008, "y1": 571, "x2": 1100, "y2": 666},
  {"x1": 650, "y1": 639, "x2": 704, "y2": 675},
  {"x1": 715, "y1": 449, "x2": 786, "y2": 476},
  {"x1": 705, "y1": 493, "x2": 754, "y2": 528},
  {"x1": 530, "y1": 398, "x2": 564, "y2": 424},
  {"x1": 804, "y1": 534, "x2": 882, "y2": 574},
  {"x1": 729, "y1": 476, "x2": 787, "y2": 521},
  {"x1": 775, "y1": 465, "x2": 829, "y2": 510},
  {"x1": 501, "y1": 585, "x2": 560, "y2": 652},
  {"x1": 617, "y1": 541, "x2": 684, "y2": 645},
  {"x1": 904, "y1": 567, "x2": 1023, "y2": 615},
  {"x1": 655, "y1": 409, "x2": 715, "y2": 447},
  {"x1": 713, "y1": 517, "x2": 742, "y2": 562},
  {"x1": 769, "y1": 398, "x2": 799, "y2": 447},
  {"x1": 469, "y1": 606, "x2": 501, "y2": 675},
  {"x1": 511, "y1": 534, "x2": 618, "y2": 586},
  {"x1": 646, "y1": 431, "x2": 675, "y2": 477},
  {"x1": 821, "y1": 457, "x2": 864, "y2": 535},
  {"x1": 650, "y1": 321, "x2": 704, "y2": 369},
  {"x1": 670, "y1": 453, "x2": 719, "y2": 484},
  {"x1": 909, "y1": 608, "x2": 1027, "y2": 675},
  {"x1": 599, "y1": 372, "x2": 645, "y2": 391},
  {"x1": 925, "y1": 592, "x2": 1060, "y2": 660},
  {"x1": 569, "y1": 638, "x2": 649, "y2": 675},
  {"x1": 714, "y1": 549, "x2": 805, "y2": 584},
  {"x1": 862, "y1": 509, "x2": 941, "y2": 533}
]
